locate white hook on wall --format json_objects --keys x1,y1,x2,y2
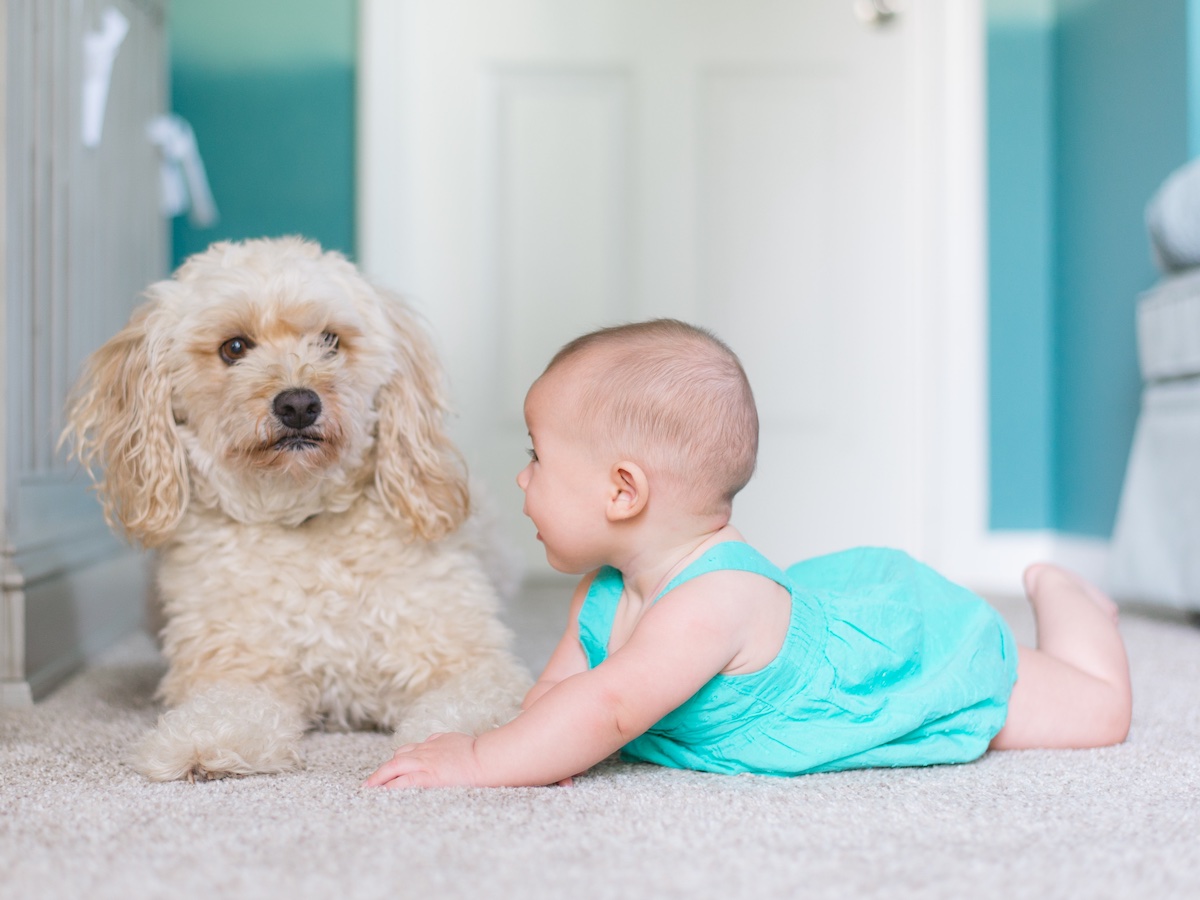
[
  {"x1": 146, "y1": 114, "x2": 219, "y2": 227},
  {"x1": 853, "y1": 0, "x2": 906, "y2": 27},
  {"x1": 81, "y1": 7, "x2": 130, "y2": 148}
]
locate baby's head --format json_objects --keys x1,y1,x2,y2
[{"x1": 533, "y1": 319, "x2": 758, "y2": 517}]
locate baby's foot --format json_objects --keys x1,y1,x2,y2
[{"x1": 1023, "y1": 563, "x2": 1120, "y2": 624}]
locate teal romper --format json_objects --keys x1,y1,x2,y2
[{"x1": 577, "y1": 542, "x2": 1019, "y2": 776}]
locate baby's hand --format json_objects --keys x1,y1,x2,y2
[{"x1": 362, "y1": 732, "x2": 484, "y2": 789}]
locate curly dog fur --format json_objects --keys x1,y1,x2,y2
[{"x1": 62, "y1": 236, "x2": 531, "y2": 782}]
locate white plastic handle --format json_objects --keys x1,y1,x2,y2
[
  {"x1": 146, "y1": 114, "x2": 219, "y2": 227},
  {"x1": 82, "y1": 8, "x2": 130, "y2": 148}
]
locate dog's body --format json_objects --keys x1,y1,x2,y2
[{"x1": 64, "y1": 237, "x2": 531, "y2": 781}]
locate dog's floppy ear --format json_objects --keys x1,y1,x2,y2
[
  {"x1": 60, "y1": 292, "x2": 189, "y2": 548},
  {"x1": 373, "y1": 292, "x2": 470, "y2": 541}
]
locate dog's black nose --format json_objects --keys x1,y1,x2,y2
[{"x1": 273, "y1": 388, "x2": 322, "y2": 430}]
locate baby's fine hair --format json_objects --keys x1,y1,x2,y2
[{"x1": 544, "y1": 319, "x2": 758, "y2": 513}]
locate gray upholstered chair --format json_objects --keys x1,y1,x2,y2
[{"x1": 1109, "y1": 160, "x2": 1200, "y2": 612}]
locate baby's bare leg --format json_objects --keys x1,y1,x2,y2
[{"x1": 989, "y1": 564, "x2": 1132, "y2": 751}]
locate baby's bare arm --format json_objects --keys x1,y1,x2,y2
[{"x1": 367, "y1": 577, "x2": 750, "y2": 787}]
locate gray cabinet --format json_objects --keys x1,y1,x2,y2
[{"x1": 2, "y1": 0, "x2": 167, "y2": 703}]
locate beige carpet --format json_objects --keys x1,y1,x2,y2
[{"x1": 2, "y1": 588, "x2": 1199, "y2": 900}]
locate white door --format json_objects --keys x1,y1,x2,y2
[{"x1": 361, "y1": 0, "x2": 979, "y2": 576}]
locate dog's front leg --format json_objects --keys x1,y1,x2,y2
[{"x1": 132, "y1": 681, "x2": 307, "y2": 782}]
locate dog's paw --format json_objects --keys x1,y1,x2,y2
[
  {"x1": 390, "y1": 706, "x2": 525, "y2": 746},
  {"x1": 391, "y1": 717, "x2": 455, "y2": 747},
  {"x1": 132, "y1": 728, "x2": 304, "y2": 783},
  {"x1": 131, "y1": 684, "x2": 307, "y2": 782},
  {"x1": 392, "y1": 671, "x2": 527, "y2": 745}
]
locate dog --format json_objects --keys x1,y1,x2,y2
[{"x1": 62, "y1": 236, "x2": 532, "y2": 782}]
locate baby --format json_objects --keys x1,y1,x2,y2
[{"x1": 366, "y1": 319, "x2": 1132, "y2": 787}]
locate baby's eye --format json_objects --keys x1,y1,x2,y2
[{"x1": 526, "y1": 448, "x2": 538, "y2": 462}]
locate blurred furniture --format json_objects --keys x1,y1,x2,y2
[
  {"x1": 1109, "y1": 160, "x2": 1200, "y2": 612},
  {"x1": 2, "y1": 0, "x2": 167, "y2": 704}
]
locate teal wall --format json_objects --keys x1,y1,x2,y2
[
  {"x1": 169, "y1": 0, "x2": 356, "y2": 269},
  {"x1": 1053, "y1": 0, "x2": 1189, "y2": 535},
  {"x1": 986, "y1": 0, "x2": 1057, "y2": 530},
  {"x1": 987, "y1": 0, "x2": 1191, "y2": 536}
]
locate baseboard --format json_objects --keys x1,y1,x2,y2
[
  {"x1": 1, "y1": 680, "x2": 33, "y2": 706},
  {"x1": 522, "y1": 532, "x2": 1112, "y2": 601},
  {"x1": 938, "y1": 530, "x2": 1110, "y2": 597},
  {"x1": 20, "y1": 551, "x2": 151, "y2": 703}
]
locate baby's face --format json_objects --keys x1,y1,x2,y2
[{"x1": 516, "y1": 371, "x2": 613, "y2": 574}]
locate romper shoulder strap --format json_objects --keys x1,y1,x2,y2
[{"x1": 655, "y1": 542, "x2": 790, "y2": 602}]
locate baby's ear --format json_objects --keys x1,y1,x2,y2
[
  {"x1": 606, "y1": 461, "x2": 649, "y2": 522},
  {"x1": 370, "y1": 287, "x2": 470, "y2": 540},
  {"x1": 60, "y1": 290, "x2": 189, "y2": 547}
]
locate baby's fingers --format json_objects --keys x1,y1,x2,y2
[
  {"x1": 380, "y1": 770, "x2": 441, "y2": 789},
  {"x1": 362, "y1": 755, "x2": 420, "y2": 787}
]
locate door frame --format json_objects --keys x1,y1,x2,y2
[{"x1": 356, "y1": 0, "x2": 1029, "y2": 592}]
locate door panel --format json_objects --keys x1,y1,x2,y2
[{"x1": 362, "y1": 0, "x2": 925, "y2": 572}]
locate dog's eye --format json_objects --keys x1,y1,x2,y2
[
  {"x1": 321, "y1": 332, "x2": 339, "y2": 354},
  {"x1": 219, "y1": 337, "x2": 255, "y2": 365}
]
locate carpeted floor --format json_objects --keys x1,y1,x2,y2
[{"x1": 2, "y1": 585, "x2": 1199, "y2": 900}]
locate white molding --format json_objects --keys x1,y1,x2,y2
[
  {"x1": 19, "y1": 551, "x2": 151, "y2": 704},
  {"x1": 1, "y1": 545, "x2": 28, "y2": 703},
  {"x1": 1, "y1": 681, "x2": 33, "y2": 706},
  {"x1": 911, "y1": 0, "x2": 1014, "y2": 591},
  {"x1": 356, "y1": 0, "x2": 415, "y2": 288},
  {"x1": 940, "y1": 531, "x2": 1111, "y2": 597},
  {"x1": 916, "y1": 1, "x2": 1115, "y2": 597}
]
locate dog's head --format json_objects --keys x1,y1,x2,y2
[{"x1": 61, "y1": 236, "x2": 468, "y2": 547}]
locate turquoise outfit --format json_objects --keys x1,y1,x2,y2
[{"x1": 576, "y1": 543, "x2": 1019, "y2": 776}]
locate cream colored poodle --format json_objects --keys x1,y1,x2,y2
[{"x1": 63, "y1": 236, "x2": 531, "y2": 782}]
